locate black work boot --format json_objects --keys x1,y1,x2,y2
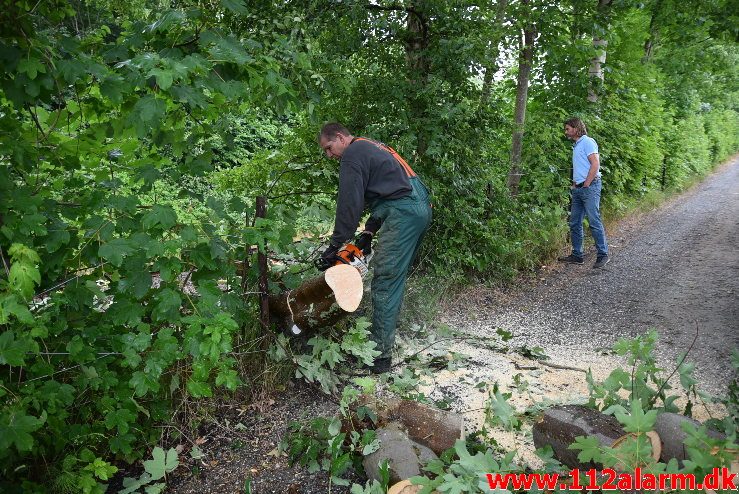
[
  {"x1": 370, "y1": 357, "x2": 392, "y2": 374},
  {"x1": 349, "y1": 356, "x2": 392, "y2": 376},
  {"x1": 557, "y1": 254, "x2": 584, "y2": 265},
  {"x1": 593, "y1": 255, "x2": 610, "y2": 268}
]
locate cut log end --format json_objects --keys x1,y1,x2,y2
[
  {"x1": 611, "y1": 431, "x2": 662, "y2": 463},
  {"x1": 388, "y1": 480, "x2": 429, "y2": 494},
  {"x1": 324, "y1": 264, "x2": 363, "y2": 312}
]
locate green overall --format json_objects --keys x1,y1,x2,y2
[{"x1": 370, "y1": 176, "x2": 432, "y2": 358}]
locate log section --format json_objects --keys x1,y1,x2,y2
[{"x1": 268, "y1": 264, "x2": 363, "y2": 335}]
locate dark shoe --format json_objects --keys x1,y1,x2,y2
[
  {"x1": 369, "y1": 357, "x2": 392, "y2": 375},
  {"x1": 593, "y1": 255, "x2": 610, "y2": 268},
  {"x1": 557, "y1": 254, "x2": 584, "y2": 265},
  {"x1": 349, "y1": 357, "x2": 392, "y2": 376}
]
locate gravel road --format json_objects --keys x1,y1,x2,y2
[{"x1": 442, "y1": 157, "x2": 739, "y2": 396}]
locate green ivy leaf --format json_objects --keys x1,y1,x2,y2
[
  {"x1": 1, "y1": 294, "x2": 35, "y2": 324},
  {"x1": 104, "y1": 408, "x2": 137, "y2": 434},
  {"x1": 130, "y1": 95, "x2": 166, "y2": 137},
  {"x1": 9, "y1": 261, "x2": 41, "y2": 299},
  {"x1": 220, "y1": 0, "x2": 248, "y2": 14},
  {"x1": 109, "y1": 432, "x2": 136, "y2": 456},
  {"x1": 215, "y1": 367, "x2": 239, "y2": 390},
  {"x1": 485, "y1": 388, "x2": 519, "y2": 431},
  {"x1": 18, "y1": 57, "x2": 46, "y2": 80},
  {"x1": 149, "y1": 68, "x2": 174, "y2": 90},
  {"x1": 151, "y1": 288, "x2": 182, "y2": 322},
  {"x1": 129, "y1": 371, "x2": 160, "y2": 397},
  {"x1": 186, "y1": 379, "x2": 212, "y2": 397},
  {"x1": 83, "y1": 457, "x2": 118, "y2": 481},
  {"x1": 569, "y1": 435, "x2": 602, "y2": 463},
  {"x1": 327, "y1": 416, "x2": 342, "y2": 436}
]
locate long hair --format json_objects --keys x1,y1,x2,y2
[
  {"x1": 564, "y1": 117, "x2": 588, "y2": 136},
  {"x1": 319, "y1": 122, "x2": 351, "y2": 141}
]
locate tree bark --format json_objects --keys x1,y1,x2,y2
[
  {"x1": 256, "y1": 196, "x2": 270, "y2": 333},
  {"x1": 532, "y1": 405, "x2": 625, "y2": 469},
  {"x1": 642, "y1": 0, "x2": 663, "y2": 63},
  {"x1": 404, "y1": 0, "x2": 430, "y2": 158},
  {"x1": 479, "y1": 0, "x2": 509, "y2": 108},
  {"x1": 507, "y1": 9, "x2": 535, "y2": 197},
  {"x1": 653, "y1": 412, "x2": 726, "y2": 466},
  {"x1": 588, "y1": 0, "x2": 613, "y2": 103}
]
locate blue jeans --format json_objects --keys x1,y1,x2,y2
[{"x1": 569, "y1": 180, "x2": 608, "y2": 257}]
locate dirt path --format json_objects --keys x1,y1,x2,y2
[
  {"x1": 412, "y1": 157, "x2": 737, "y2": 465},
  {"x1": 441, "y1": 156, "x2": 738, "y2": 396}
]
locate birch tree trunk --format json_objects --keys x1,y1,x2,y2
[
  {"x1": 588, "y1": 0, "x2": 612, "y2": 103},
  {"x1": 479, "y1": 0, "x2": 509, "y2": 107},
  {"x1": 405, "y1": 0, "x2": 431, "y2": 158},
  {"x1": 507, "y1": 6, "x2": 535, "y2": 197}
]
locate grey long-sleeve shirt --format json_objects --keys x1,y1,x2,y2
[{"x1": 330, "y1": 138, "x2": 412, "y2": 246}]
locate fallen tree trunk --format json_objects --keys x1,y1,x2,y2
[
  {"x1": 653, "y1": 412, "x2": 726, "y2": 465},
  {"x1": 532, "y1": 405, "x2": 625, "y2": 469},
  {"x1": 268, "y1": 264, "x2": 363, "y2": 335},
  {"x1": 390, "y1": 399, "x2": 465, "y2": 456}
]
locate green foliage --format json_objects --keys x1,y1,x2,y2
[
  {"x1": 0, "y1": 0, "x2": 318, "y2": 490},
  {"x1": 288, "y1": 317, "x2": 380, "y2": 394},
  {"x1": 120, "y1": 447, "x2": 179, "y2": 494},
  {"x1": 585, "y1": 329, "x2": 698, "y2": 413},
  {"x1": 412, "y1": 439, "x2": 518, "y2": 493},
  {"x1": 284, "y1": 411, "x2": 382, "y2": 489},
  {"x1": 0, "y1": 0, "x2": 736, "y2": 490},
  {"x1": 483, "y1": 383, "x2": 521, "y2": 432},
  {"x1": 570, "y1": 332, "x2": 738, "y2": 488}
]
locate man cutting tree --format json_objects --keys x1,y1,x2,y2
[{"x1": 315, "y1": 123, "x2": 432, "y2": 374}]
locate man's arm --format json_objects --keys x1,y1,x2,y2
[
  {"x1": 330, "y1": 161, "x2": 366, "y2": 246},
  {"x1": 584, "y1": 152, "x2": 599, "y2": 187}
]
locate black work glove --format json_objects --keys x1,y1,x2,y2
[
  {"x1": 354, "y1": 231, "x2": 373, "y2": 255},
  {"x1": 314, "y1": 242, "x2": 340, "y2": 271}
]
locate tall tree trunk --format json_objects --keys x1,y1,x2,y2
[
  {"x1": 643, "y1": 0, "x2": 663, "y2": 63},
  {"x1": 507, "y1": 11, "x2": 535, "y2": 197},
  {"x1": 588, "y1": 0, "x2": 612, "y2": 103},
  {"x1": 404, "y1": 0, "x2": 430, "y2": 158},
  {"x1": 480, "y1": 0, "x2": 509, "y2": 107}
]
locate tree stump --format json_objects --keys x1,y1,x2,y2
[{"x1": 268, "y1": 264, "x2": 363, "y2": 335}]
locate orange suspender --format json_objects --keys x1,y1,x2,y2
[{"x1": 354, "y1": 137, "x2": 417, "y2": 178}]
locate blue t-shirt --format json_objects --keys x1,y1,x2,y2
[{"x1": 572, "y1": 135, "x2": 600, "y2": 184}]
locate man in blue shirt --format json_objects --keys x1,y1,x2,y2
[{"x1": 558, "y1": 117, "x2": 610, "y2": 268}]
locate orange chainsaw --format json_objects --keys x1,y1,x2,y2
[{"x1": 334, "y1": 242, "x2": 373, "y2": 278}]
